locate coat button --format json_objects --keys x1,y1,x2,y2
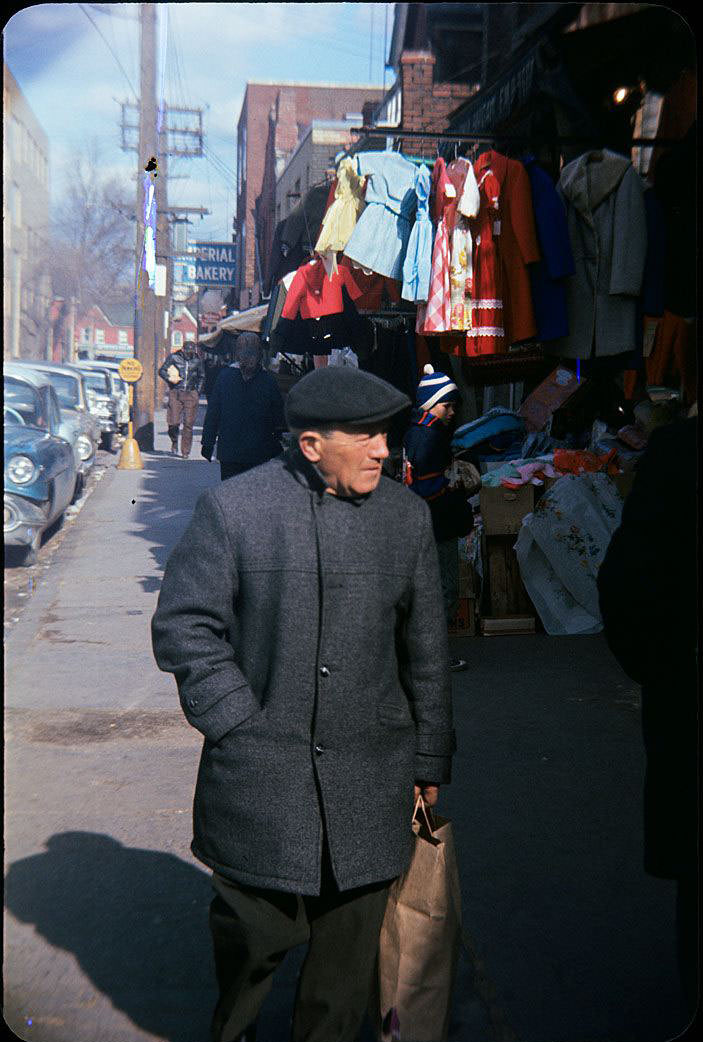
[
  {"x1": 189, "y1": 697, "x2": 198, "y2": 708},
  {"x1": 319, "y1": 666, "x2": 330, "y2": 677},
  {"x1": 314, "y1": 744, "x2": 324, "y2": 755}
]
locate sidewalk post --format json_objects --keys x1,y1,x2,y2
[{"x1": 117, "y1": 358, "x2": 145, "y2": 470}]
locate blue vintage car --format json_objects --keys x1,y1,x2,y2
[{"x1": 4, "y1": 368, "x2": 78, "y2": 565}]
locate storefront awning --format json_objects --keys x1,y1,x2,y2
[{"x1": 199, "y1": 304, "x2": 269, "y2": 350}]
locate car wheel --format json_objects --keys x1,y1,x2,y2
[
  {"x1": 71, "y1": 474, "x2": 83, "y2": 503},
  {"x1": 21, "y1": 528, "x2": 42, "y2": 567},
  {"x1": 101, "y1": 431, "x2": 114, "y2": 452}
]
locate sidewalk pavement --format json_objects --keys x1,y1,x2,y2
[{"x1": 4, "y1": 406, "x2": 690, "y2": 1042}]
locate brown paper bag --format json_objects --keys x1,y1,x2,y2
[{"x1": 376, "y1": 797, "x2": 462, "y2": 1042}]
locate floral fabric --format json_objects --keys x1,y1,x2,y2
[{"x1": 514, "y1": 473, "x2": 623, "y2": 635}]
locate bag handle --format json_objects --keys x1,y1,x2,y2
[{"x1": 413, "y1": 794, "x2": 436, "y2": 835}]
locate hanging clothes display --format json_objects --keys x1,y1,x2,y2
[
  {"x1": 275, "y1": 258, "x2": 368, "y2": 356},
  {"x1": 343, "y1": 151, "x2": 418, "y2": 281},
  {"x1": 401, "y1": 163, "x2": 433, "y2": 303},
  {"x1": 339, "y1": 255, "x2": 401, "y2": 310},
  {"x1": 447, "y1": 157, "x2": 480, "y2": 332},
  {"x1": 521, "y1": 154, "x2": 575, "y2": 343},
  {"x1": 416, "y1": 157, "x2": 454, "y2": 334},
  {"x1": 314, "y1": 156, "x2": 366, "y2": 277},
  {"x1": 473, "y1": 150, "x2": 540, "y2": 347},
  {"x1": 464, "y1": 165, "x2": 505, "y2": 356},
  {"x1": 554, "y1": 150, "x2": 647, "y2": 359}
]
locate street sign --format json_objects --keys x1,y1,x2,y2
[
  {"x1": 194, "y1": 241, "x2": 236, "y2": 287},
  {"x1": 119, "y1": 358, "x2": 144, "y2": 383}
]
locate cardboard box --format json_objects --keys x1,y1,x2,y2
[
  {"x1": 480, "y1": 484, "x2": 535, "y2": 536},
  {"x1": 481, "y1": 615, "x2": 536, "y2": 636},
  {"x1": 448, "y1": 597, "x2": 476, "y2": 637},
  {"x1": 518, "y1": 366, "x2": 583, "y2": 432}
]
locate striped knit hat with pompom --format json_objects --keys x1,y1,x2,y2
[{"x1": 415, "y1": 364, "x2": 459, "y2": 412}]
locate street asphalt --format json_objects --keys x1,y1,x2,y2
[{"x1": 4, "y1": 405, "x2": 692, "y2": 1042}]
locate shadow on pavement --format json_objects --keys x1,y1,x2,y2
[
  {"x1": 4, "y1": 832, "x2": 216, "y2": 1042},
  {"x1": 130, "y1": 404, "x2": 219, "y2": 592}
]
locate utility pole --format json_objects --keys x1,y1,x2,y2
[
  {"x1": 154, "y1": 102, "x2": 169, "y2": 411},
  {"x1": 119, "y1": 20, "x2": 207, "y2": 426},
  {"x1": 133, "y1": 1, "x2": 157, "y2": 450}
]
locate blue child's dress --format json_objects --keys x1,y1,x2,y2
[
  {"x1": 402, "y1": 163, "x2": 433, "y2": 302},
  {"x1": 343, "y1": 151, "x2": 418, "y2": 281}
]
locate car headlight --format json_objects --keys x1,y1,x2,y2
[
  {"x1": 7, "y1": 455, "x2": 38, "y2": 485},
  {"x1": 76, "y1": 435, "x2": 93, "y2": 461}
]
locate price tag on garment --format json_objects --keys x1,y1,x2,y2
[
  {"x1": 493, "y1": 220, "x2": 501, "y2": 236},
  {"x1": 118, "y1": 358, "x2": 144, "y2": 383}
]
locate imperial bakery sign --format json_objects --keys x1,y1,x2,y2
[{"x1": 194, "y1": 242, "x2": 237, "y2": 286}]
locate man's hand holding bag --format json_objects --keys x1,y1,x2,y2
[{"x1": 375, "y1": 795, "x2": 462, "y2": 1042}]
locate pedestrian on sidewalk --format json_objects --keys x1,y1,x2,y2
[
  {"x1": 152, "y1": 365, "x2": 455, "y2": 1042},
  {"x1": 598, "y1": 416, "x2": 699, "y2": 1019},
  {"x1": 158, "y1": 339, "x2": 205, "y2": 458},
  {"x1": 201, "y1": 332, "x2": 286, "y2": 481},
  {"x1": 402, "y1": 364, "x2": 474, "y2": 671}
]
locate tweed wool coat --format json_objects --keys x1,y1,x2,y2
[
  {"x1": 151, "y1": 449, "x2": 455, "y2": 895},
  {"x1": 555, "y1": 150, "x2": 647, "y2": 359}
]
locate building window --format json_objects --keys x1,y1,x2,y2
[
  {"x1": 95, "y1": 328, "x2": 105, "y2": 344},
  {"x1": 172, "y1": 330, "x2": 183, "y2": 348},
  {"x1": 81, "y1": 328, "x2": 91, "y2": 344},
  {"x1": 118, "y1": 330, "x2": 128, "y2": 345}
]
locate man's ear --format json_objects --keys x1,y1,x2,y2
[{"x1": 298, "y1": 431, "x2": 324, "y2": 463}]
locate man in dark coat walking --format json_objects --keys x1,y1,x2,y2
[
  {"x1": 151, "y1": 365, "x2": 455, "y2": 1042},
  {"x1": 598, "y1": 415, "x2": 698, "y2": 1017},
  {"x1": 201, "y1": 331, "x2": 286, "y2": 480}
]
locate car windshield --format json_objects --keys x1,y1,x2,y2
[
  {"x1": 82, "y1": 371, "x2": 110, "y2": 394},
  {"x1": 4, "y1": 377, "x2": 48, "y2": 428},
  {"x1": 45, "y1": 372, "x2": 80, "y2": 408}
]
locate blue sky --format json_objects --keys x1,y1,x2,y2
[{"x1": 3, "y1": 2, "x2": 391, "y2": 242}]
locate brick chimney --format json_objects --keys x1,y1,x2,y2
[{"x1": 400, "y1": 50, "x2": 476, "y2": 157}]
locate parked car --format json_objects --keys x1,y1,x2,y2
[
  {"x1": 4, "y1": 368, "x2": 78, "y2": 566},
  {"x1": 75, "y1": 360, "x2": 130, "y2": 434},
  {"x1": 69, "y1": 364, "x2": 118, "y2": 451},
  {"x1": 7, "y1": 360, "x2": 100, "y2": 495}
]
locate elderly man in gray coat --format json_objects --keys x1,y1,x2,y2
[{"x1": 151, "y1": 365, "x2": 456, "y2": 1042}]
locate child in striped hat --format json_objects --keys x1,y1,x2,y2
[{"x1": 403, "y1": 365, "x2": 473, "y2": 670}]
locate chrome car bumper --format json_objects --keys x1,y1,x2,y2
[{"x1": 4, "y1": 494, "x2": 50, "y2": 547}]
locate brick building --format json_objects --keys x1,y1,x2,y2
[
  {"x1": 73, "y1": 303, "x2": 134, "y2": 360},
  {"x1": 235, "y1": 81, "x2": 384, "y2": 309},
  {"x1": 274, "y1": 118, "x2": 364, "y2": 226},
  {"x1": 4, "y1": 64, "x2": 52, "y2": 361}
]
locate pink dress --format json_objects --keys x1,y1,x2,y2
[{"x1": 417, "y1": 158, "x2": 452, "y2": 334}]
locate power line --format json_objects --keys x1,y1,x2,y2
[{"x1": 78, "y1": 3, "x2": 138, "y2": 100}]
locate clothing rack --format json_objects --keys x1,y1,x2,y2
[{"x1": 349, "y1": 127, "x2": 682, "y2": 147}]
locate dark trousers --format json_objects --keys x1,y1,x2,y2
[
  {"x1": 676, "y1": 868, "x2": 700, "y2": 1017},
  {"x1": 209, "y1": 848, "x2": 391, "y2": 1042},
  {"x1": 167, "y1": 389, "x2": 199, "y2": 455}
]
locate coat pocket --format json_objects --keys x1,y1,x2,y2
[{"x1": 377, "y1": 701, "x2": 414, "y2": 728}]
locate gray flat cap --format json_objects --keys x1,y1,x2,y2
[{"x1": 285, "y1": 366, "x2": 412, "y2": 430}]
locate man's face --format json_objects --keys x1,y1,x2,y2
[
  {"x1": 236, "y1": 345, "x2": 260, "y2": 380},
  {"x1": 299, "y1": 423, "x2": 390, "y2": 497}
]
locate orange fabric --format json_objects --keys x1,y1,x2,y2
[
  {"x1": 474, "y1": 151, "x2": 540, "y2": 346},
  {"x1": 554, "y1": 448, "x2": 619, "y2": 478},
  {"x1": 645, "y1": 311, "x2": 697, "y2": 406}
]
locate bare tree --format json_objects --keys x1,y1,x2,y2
[{"x1": 47, "y1": 144, "x2": 135, "y2": 311}]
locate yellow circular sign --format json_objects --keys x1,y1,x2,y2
[{"x1": 118, "y1": 358, "x2": 144, "y2": 383}]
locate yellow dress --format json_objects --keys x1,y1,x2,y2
[{"x1": 315, "y1": 157, "x2": 366, "y2": 261}]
